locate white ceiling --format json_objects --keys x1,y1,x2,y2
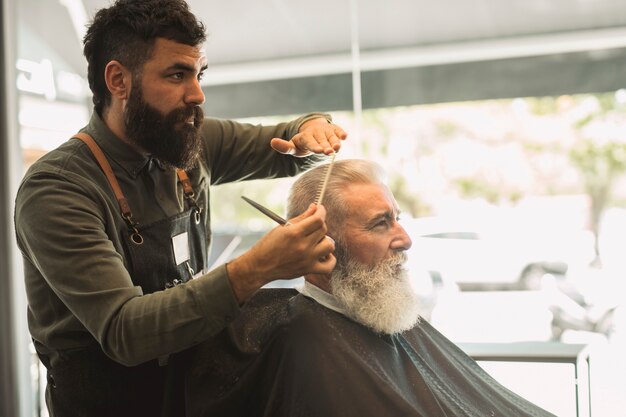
[
  {"x1": 16, "y1": 0, "x2": 626, "y2": 87},
  {"x1": 185, "y1": 0, "x2": 626, "y2": 62}
]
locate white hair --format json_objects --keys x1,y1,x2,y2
[{"x1": 286, "y1": 159, "x2": 386, "y2": 236}]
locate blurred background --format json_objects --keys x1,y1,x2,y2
[{"x1": 2, "y1": 1, "x2": 626, "y2": 416}]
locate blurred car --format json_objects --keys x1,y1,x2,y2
[{"x1": 402, "y1": 216, "x2": 593, "y2": 291}]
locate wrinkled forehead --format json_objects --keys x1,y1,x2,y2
[
  {"x1": 342, "y1": 181, "x2": 395, "y2": 204},
  {"x1": 342, "y1": 182, "x2": 398, "y2": 220}
]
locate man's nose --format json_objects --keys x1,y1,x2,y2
[
  {"x1": 391, "y1": 222, "x2": 412, "y2": 251},
  {"x1": 185, "y1": 78, "x2": 205, "y2": 106}
]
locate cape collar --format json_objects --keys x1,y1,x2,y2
[{"x1": 298, "y1": 280, "x2": 347, "y2": 316}]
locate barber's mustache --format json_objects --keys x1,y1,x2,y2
[{"x1": 170, "y1": 105, "x2": 204, "y2": 124}]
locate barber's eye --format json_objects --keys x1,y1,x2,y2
[
  {"x1": 197, "y1": 72, "x2": 205, "y2": 81},
  {"x1": 171, "y1": 72, "x2": 184, "y2": 80}
]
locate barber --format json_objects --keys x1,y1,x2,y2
[{"x1": 13, "y1": 0, "x2": 345, "y2": 416}]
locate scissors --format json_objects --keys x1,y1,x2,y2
[
  {"x1": 241, "y1": 196, "x2": 291, "y2": 226},
  {"x1": 242, "y1": 196, "x2": 334, "y2": 263}
]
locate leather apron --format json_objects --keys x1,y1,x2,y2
[{"x1": 38, "y1": 133, "x2": 208, "y2": 417}]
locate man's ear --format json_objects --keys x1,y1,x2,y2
[{"x1": 104, "y1": 60, "x2": 132, "y2": 101}]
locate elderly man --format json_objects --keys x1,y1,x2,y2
[{"x1": 186, "y1": 160, "x2": 555, "y2": 417}]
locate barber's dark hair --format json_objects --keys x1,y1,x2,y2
[{"x1": 83, "y1": 0, "x2": 206, "y2": 115}]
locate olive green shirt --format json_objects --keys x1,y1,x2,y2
[{"x1": 15, "y1": 111, "x2": 326, "y2": 367}]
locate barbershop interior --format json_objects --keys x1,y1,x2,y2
[{"x1": 2, "y1": 0, "x2": 626, "y2": 416}]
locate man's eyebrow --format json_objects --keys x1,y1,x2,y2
[
  {"x1": 165, "y1": 63, "x2": 208, "y2": 73},
  {"x1": 365, "y1": 210, "x2": 399, "y2": 227}
]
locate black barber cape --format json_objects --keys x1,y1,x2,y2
[{"x1": 185, "y1": 289, "x2": 555, "y2": 417}]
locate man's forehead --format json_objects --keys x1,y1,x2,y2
[
  {"x1": 148, "y1": 37, "x2": 207, "y2": 67},
  {"x1": 343, "y1": 182, "x2": 398, "y2": 219}
]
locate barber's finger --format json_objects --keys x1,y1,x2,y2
[
  {"x1": 286, "y1": 203, "x2": 326, "y2": 229},
  {"x1": 270, "y1": 137, "x2": 297, "y2": 155},
  {"x1": 304, "y1": 131, "x2": 334, "y2": 155},
  {"x1": 334, "y1": 125, "x2": 348, "y2": 140},
  {"x1": 326, "y1": 127, "x2": 347, "y2": 153},
  {"x1": 311, "y1": 253, "x2": 337, "y2": 275},
  {"x1": 286, "y1": 203, "x2": 318, "y2": 226},
  {"x1": 293, "y1": 132, "x2": 324, "y2": 155},
  {"x1": 309, "y1": 231, "x2": 333, "y2": 255},
  {"x1": 292, "y1": 205, "x2": 329, "y2": 238},
  {"x1": 314, "y1": 234, "x2": 335, "y2": 253},
  {"x1": 305, "y1": 234, "x2": 335, "y2": 265}
]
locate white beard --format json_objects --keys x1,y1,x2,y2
[{"x1": 331, "y1": 252, "x2": 421, "y2": 334}]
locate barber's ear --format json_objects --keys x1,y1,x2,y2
[{"x1": 104, "y1": 60, "x2": 132, "y2": 100}]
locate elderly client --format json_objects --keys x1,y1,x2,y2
[{"x1": 186, "y1": 159, "x2": 555, "y2": 417}]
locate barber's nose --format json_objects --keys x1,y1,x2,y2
[
  {"x1": 185, "y1": 78, "x2": 205, "y2": 106},
  {"x1": 391, "y1": 222, "x2": 412, "y2": 251}
]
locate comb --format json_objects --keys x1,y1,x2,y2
[{"x1": 314, "y1": 151, "x2": 336, "y2": 205}]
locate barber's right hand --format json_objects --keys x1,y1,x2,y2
[{"x1": 226, "y1": 204, "x2": 336, "y2": 303}]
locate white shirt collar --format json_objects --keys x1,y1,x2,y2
[{"x1": 297, "y1": 280, "x2": 347, "y2": 316}]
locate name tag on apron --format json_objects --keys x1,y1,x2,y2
[{"x1": 171, "y1": 232, "x2": 190, "y2": 265}]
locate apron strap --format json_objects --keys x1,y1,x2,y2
[
  {"x1": 73, "y1": 132, "x2": 143, "y2": 244},
  {"x1": 176, "y1": 169, "x2": 194, "y2": 196},
  {"x1": 73, "y1": 133, "x2": 132, "y2": 219},
  {"x1": 176, "y1": 169, "x2": 202, "y2": 223}
]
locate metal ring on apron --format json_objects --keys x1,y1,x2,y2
[
  {"x1": 130, "y1": 231, "x2": 144, "y2": 245},
  {"x1": 194, "y1": 210, "x2": 201, "y2": 225}
]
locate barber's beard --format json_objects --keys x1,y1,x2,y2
[
  {"x1": 124, "y1": 83, "x2": 204, "y2": 170},
  {"x1": 331, "y1": 250, "x2": 421, "y2": 335}
]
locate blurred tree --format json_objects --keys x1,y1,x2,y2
[
  {"x1": 569, "y1": 93, "x2": 626, "y2": 264},
  {"x1": 570, "y1": 139, "x2": 626, "y2": 264},
  {"x1": 454, "y1": 177, "x2": 502, "y2": 204}
]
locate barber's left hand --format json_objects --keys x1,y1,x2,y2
[{"x1": 270, "y1": 117, "x2": 347, "y2": 157}]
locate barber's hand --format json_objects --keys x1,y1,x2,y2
[
  {"x1": 226, "y1": 204, "x2": 336, "y2": 303},
  {"x1": 270, "y1": 117, "x2": 347, "y2": 157}
]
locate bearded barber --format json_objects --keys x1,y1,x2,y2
[{"x1": 13, "y1": 1, "x2": 345, "y2": 416}]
